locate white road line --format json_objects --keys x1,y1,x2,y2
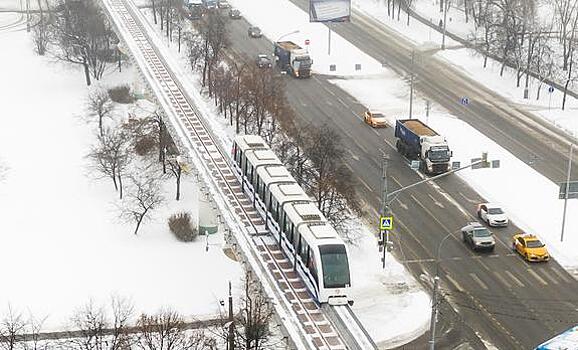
[
  {"x1": 504, "y1": 270, "x2": 525, "y2": 287},
  {"x1": 527, "y1": 268, "x2": 548, "y2": 285},
  {"x1": 428, "y1": 194, "x2": 445, "y2": 208},
  {"x1": 551, "y1": 267, "x2": 571, "y2": 283},
  {"x1": 446, "y1": 274, "x2": 464, "y2": 292},
  {"x1": 476, "y1": 259, "x2": 491, "y2": 272},
  {"x1": 469, "y1": 273, "x2": 489, "y2": 290},
  {"x1": 348, "y1": 149, "x2": 360, "y2": 161},
  {"x1": 538, "y1": 269, "x2": 559, "y2": 285},
  {"x1": 371, "y1": 128, "x2": 380, "y2": 136},
  {"x1": 458, "y1": 192, "x2": 479, "y2": 204},
  {"x1": 397, "y1": 199, "x2": 408, "y2": 210},
  {"x1": 358, "y1": 176, "x2": 373, "y2": 193},
  {"x1": 492, "y1": 271, "x2": 511, "y2": 288}
]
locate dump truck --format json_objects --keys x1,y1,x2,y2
[
  {"x1": 274, "y1": 41, "x2": 313, "y2": 78},
  {"x1": 394, "y1": 119, "x2": 452, "y2": 175}
]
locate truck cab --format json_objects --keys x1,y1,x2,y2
[
  {"x1": 274, "y1": 41, "x2": 313, "y2": 78},
  {"x1": 420, "y1": 136, "x2": 452, "y2": 174}
]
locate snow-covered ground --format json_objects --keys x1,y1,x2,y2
[{"x1": 0, "y1": 16, "x2": 241, "y2": 330}]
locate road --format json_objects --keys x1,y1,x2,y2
[{"x1": 217, "y1": 8, "x2": 578, "y2": 350}]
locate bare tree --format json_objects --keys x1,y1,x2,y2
[
  {"x1": 32, "y1": 0, "x2": 50, "y2": 55},
  {"x1": 47, "y1": 0, "x2": 115, "y2": 85},
  {"x1": 87, "y1": 128, "x2": 132, "y2": 199},
  {"x1": 0, "y1": 306, "x2": 26, "y2": 350},
  {"x1": 108, "y1": 296, "x2": 135, "y2": 350},
  {"x1": 118, "y1": 170, "x2": 164, "y2": 235},
  {"x1": 165, "y1": 153, "x2": 184, "y2": 201},
  {"x1": 234, "y1": 272, "x2": 275, "y2": 350},
  {"x1": 135, "y1": 309, "x2": 214, "y2": 350},
  {"x1": 87, "y1": 89, "x2": 114, "y2": 137},
  {"x1": 66, "y1": 300, "x2": 108, "y2": 350},
  {"x1": 22, "y1": 315, "x2": 48, "y2": 350},
  {"x1": 554, "y1": 0, "x2": 578, "y2": 71}
]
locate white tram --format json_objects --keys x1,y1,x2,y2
[{"x1": 232, "y1": 135, "x2": 353, "y2": 305}]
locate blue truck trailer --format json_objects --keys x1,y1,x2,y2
[
  {"x1": 394, "y1": 119, "x2": 452, "y2": 175},
  {"x1": 274, "y1": 41, "x2": 312, "y2": 78}
]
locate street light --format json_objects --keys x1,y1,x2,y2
[{"x1": 429, "y1": 229, "x2": 459, "y2": 350}]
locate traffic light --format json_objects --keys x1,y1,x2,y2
[{"x1": 481, "y1": 152, "x2": 490, "y2": 168}]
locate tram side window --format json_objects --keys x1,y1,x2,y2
[
  {"x1": 235, "y1": 145, "x2": 241, "y2": 165},
  {"x1": 293, "y1": 230, "x2": 300, "y2": 249},
  {"x1": 300, "y1": 243, "x2": 309, "y2": 263},
  {"x1": 288, "y1": 223, "x2": 294, "y2": 242},
  {"x1": 271, "y1": 197, "x2": 278, "y2": 219},
  {"x1": 254, "y1": 175, "x2": 260, "y2": 190},
  {"x1": 308, "y1": 249, "x2": 318, "y2": 287},
  {"x1": 260, "y1": 183, "x2": 266, "y2": 199}
]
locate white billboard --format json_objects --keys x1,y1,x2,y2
[{"x1": 309, "y1": 0, "x2": 350, "y2": 22}]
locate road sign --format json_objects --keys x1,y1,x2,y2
[
  {"x1": 380, "y1": 216, "x2": 393, "y2": 230},
  {"x1": 460, "y1": 96, "x2": 470, "y2": 106},
  {"x1": 305, "y1": 39, "x2": 310, "y2": 45},
  {"x1": 410, "y1": 160, "x2": 421, "y2": 170},
  {"x1": 471, "y1": 157, "x2": 482, "y2": 169},
  {"x1": 559, "y1": 181, "x2": 578, "y2": 199},
  {"x1": 491, "y1": 160, "x2": 500, "y2": 168},
  {"x1": 548, "y1": 85, "x2": 555, "y2": 93},
  {"x1": 452, "y1": 161, "x2": 461, "y2": 170}
]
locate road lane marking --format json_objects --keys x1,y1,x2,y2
[
  {"x1": 527, "y1": 268, "x2": 548, "y2": 285},
  {"x1": 469, "y1": 273, "x2": 488, "y2": 290},
  {"x1": 358, "y1": 176, "x2": 373, "y2": 193},
  {"x1": 504, "y1": 270, "x2": 524, "y2": 287},
  {"x1": 348, "y1": 149, "x2": 359, "y2": 161},
  {"x1": 538, "y1": 269, "x2": 559, "y2": 285},
  {"x1": 428, "y1": 194, "x2": 445, "y2": 208},
  {"x1": 446, "y1": 274, "x2": 464, "y2": 292},
  {"x1": 396, "y1": 199, "x2": 408, "y2": 210},
  {"x1": 458, "y1": 191, "x2": 479, "y2": 204},
  {"x1": 550, "y1": 267, "x2": 571, "y2": 283},
  {"x1": 493, "y1": 271, "x2": 511, "y2": 288},
  {"x1": 476, "y1": 258, "x2": 491, "y2": 272}
]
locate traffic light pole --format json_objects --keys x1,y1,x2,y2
[{"x1": 380, "y1": 154, "x2": 390, "y2": 269}]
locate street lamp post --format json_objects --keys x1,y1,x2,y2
[
  {"x1": 428, "y1": 230, "x2": 456, "y2": 350},
  {"x1": 560, "y1": 143, "x2": 575, "y2": 242},
  {"x1": 441, "y1": 0, "x2": 450, "y2": 50}
]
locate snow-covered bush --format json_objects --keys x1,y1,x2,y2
[{"x1": 108, "y1": 84, "x2": 135, "y2": 104}]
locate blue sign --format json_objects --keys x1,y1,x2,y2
[
  {"x1": 380, "y1": 216, "x2": 393, "y2": 230},
  {"x1": 460, "y1": 97, "x2": 470, "y2": 106},
  {"x1": 548, "y1": 86, "x2": 555, "y2": 93}
]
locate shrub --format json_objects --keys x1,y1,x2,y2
[
  {"x1": 108, "y1": 84, "x2": 135, "y2": 104},
  {"x1": 168, "y1": 212, "x2": 197, "y2": 242},
  {"x1": 134, "y1": 135, "x2": 157, "y2": 156}
]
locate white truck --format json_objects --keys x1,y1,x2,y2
[{"x1": 394, "y1": 119, "x2": 452, "y2": 175}]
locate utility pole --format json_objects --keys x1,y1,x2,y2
[
  {"x1": 26, "y1": 0, "x2": 30, "y2": 32},
  {"x1": 327, "y1": 25, "x2": 332, "y2": 56},
  {"x1": 428, "y1": 276, "x2": 440, "y2": 350},
  {"x1": 561, "y1": 143, "x2": 574, "y2": 242},
  {"x1": 441, "y1": 0, "x2": 449, "y2": 50},
  {"x1": 227, "y1": 281, "x2": 235, "y2": 350},
  {"x1": 409, "y1": 50, "x2": 415, "y2": 119},
  {"x1": 380, "y1": 153, "x2": 390, "y2": 268}
]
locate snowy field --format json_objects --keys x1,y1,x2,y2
[{"x1": 0, "y1": 17, "x2": 241, "y2": 330}]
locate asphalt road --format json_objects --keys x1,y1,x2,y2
[{"x1": 216, "y1": 8, "x2": 578, "y2": 350}]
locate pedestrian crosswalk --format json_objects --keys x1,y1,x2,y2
[{"x1": 445, "y1": 266, "x2": 576, "y2": 291}]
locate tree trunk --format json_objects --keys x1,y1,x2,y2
[
  {"x1": 175, "y1": 168, "x2": 181, "y2": 201},
  {"x1": 152, "y1": 0, "x2": 157, "y2": 24},
  {"x1": 83, "y1": 60, "x2": 91, "y2": 86},
  {"x1": 118, "y1": 173, "x2": 123, "y2": 199},
  {"x1": 134, "y1": 212, "x2": 146, "y2": 235}
]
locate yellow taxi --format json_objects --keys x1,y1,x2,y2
[{"x1": 512, "y1": 233, "x2": 550, "y2": 262}]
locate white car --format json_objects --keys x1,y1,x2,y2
[{"x1": 477, "y1": 203, "x2": 508, "y2": 227}]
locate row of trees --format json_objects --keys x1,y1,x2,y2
[
  {"x1": 0, "y1": 272, "x2": 278, "y2": 350},
  {"x1": 33, "y1": 0, "x2": 118, "y2": 86},
  {"x1": 456, "y1": 0, "x2": 578, "y2": 108},
  {"x1": 178, "y1": 11, "x2": 361, "y2": 241}
]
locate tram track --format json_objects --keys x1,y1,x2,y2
[{"x1": 100, "y1": 0, "x2": 376, "y2": 348}]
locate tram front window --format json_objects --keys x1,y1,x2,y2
[{"x1": 319, "y1": 244, "x2": 350, "y2": 288}]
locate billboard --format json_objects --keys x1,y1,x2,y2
[{"x1": 309, "y1": 0, "x2": 351, "y2": 22}]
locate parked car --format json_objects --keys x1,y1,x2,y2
[
  {"x1": 512, "y1": 233, "x2": 550, "y2": 262},
  {"x1": 461, "y1": 222, "x2": 495, "y2": 251},
  {"x1": 477, "y1": 203, "x2": 509, "y2": 227},
  {"x1": 248, "y1": 26, "x2": 262, "y2": 38},
  {"x1": 363, "y1": 110, "x2": 388, "y2": 128},
  {"x1": 256, "y1": 54, "x2": 272, "y2": 68},
  {"x1": 217, "y1": 0, "x2": 230, "y2": 8},
  {"x1": 229, "y1": 9, "x2": 241, "y2": 19}
]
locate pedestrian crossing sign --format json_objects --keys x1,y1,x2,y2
[{"x1": 380, "y1": 216, "x2": 393, "y2": 230}]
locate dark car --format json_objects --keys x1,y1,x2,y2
[
  {"x1": 256, "y1": 54, "x2": 272, "y2": 68},
  {"x1": 217, "y1": 0, "x2": 230, "y2": 8},
  {"x1": 229, "y1": 9, "x2": 241, "y2": 19},
  {"x1": 248, "y1": 26, "x2": 262, "y2": 38}
]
